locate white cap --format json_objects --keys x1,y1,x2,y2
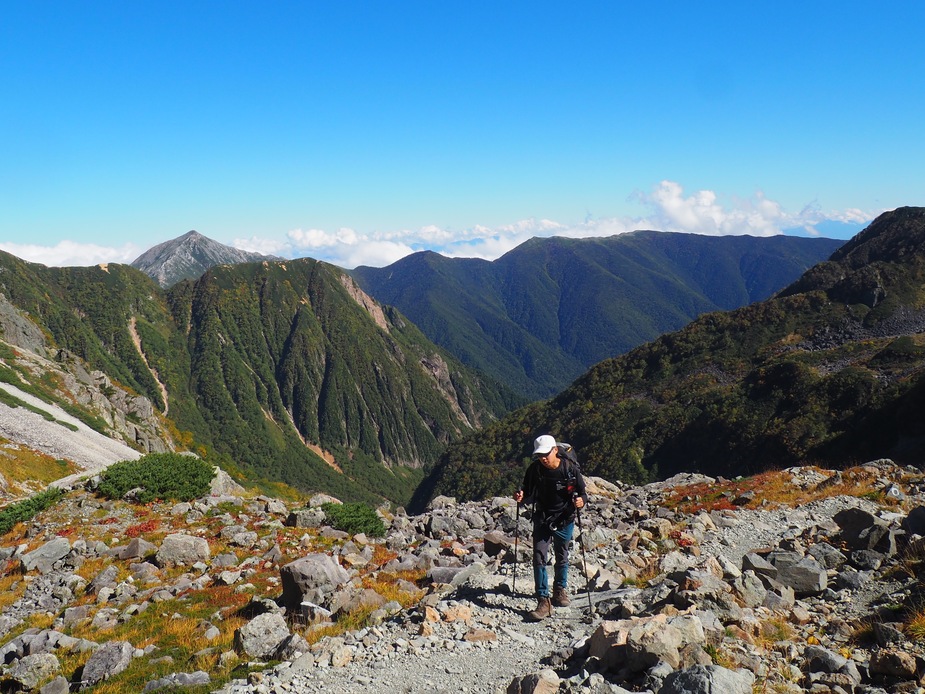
[{"x1": 532, "y1": 435, "x2": 557, "y2": 456}]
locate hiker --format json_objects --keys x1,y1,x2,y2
[{"x1": 513, "y1": 434, "x2": 588, "y2": 621}]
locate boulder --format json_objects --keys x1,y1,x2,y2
[
  {"x1": 285, "y1": 508, "x2": 326, "y2": 528},
  {"x1": 39, "y1": 676, "x2": 70, "y2": 694},
  {"x1": 155, "y1": 534, "x2": 210, "y2": 567},
  {"x1": 233, "y1": 612, "x2": 291, "y2": 660},
  {"x1": 117, "y1": 537, "x2": 157, "y2": 560},
  {"x1": 328, "y1": 587, "x2": 387, "y2": 617},
  {"x1": 143, "y1": 671, "x2": 211, "y2": 692},
  {"x1": 80, "y1": 640, "x2": 134, "y2": 689},
  {"x1": 741, "y1": 552, "x2": 777, "y2": 579},
  {"x1": 775, "y1": 556, "x2": 828, "y2": 596},
  {"x1": 482, "y1": 530, "x2": 514, "y2": 558},
  {"x1": 506, "y1": 669, "x2": 560, "y2": 694},
  {"x1": 659, "y1": 664, "x2": 755, "y2": 694},
  {"x1": 902, "y1": 505, "x2": 925, "y2": 535},
  {"x1": 7, "y1": 652, "x2": 60, "y2": 690},
  {"x1": 280, "y1": 553, "x2": 350, "y2": 610},
  {"x1": 833, "y1": 508, "x2": 893, "y2": 552},
  {"x1": 209, "y1": 467, "x2": 244, "y2": 496},
  {"x1": 21, "y1": 537, "x2": 71, "y2": 574}
]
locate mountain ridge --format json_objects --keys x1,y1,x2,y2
[
  {"x1": 414, "y1": 207, "x2": 925, "y2": 507},
  {"x1": 0, "y1": 250, "x2": 513, "y2": 506},
  {"x1": 352, "y1": 232, "x2": 844, "y2": 399}
]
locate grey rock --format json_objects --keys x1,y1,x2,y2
[
  {"x1": 658, "y1": 664, "x2": 755, "y2": 694},
  {"x1": 741, "y1": 552, "x2": 777, "y2": 579},
  {"x1": 81, "y1": 640, "x2": 135, "y2": 688},
  {"x1": 280, "y1": 553, "x2": 351, "y2": 610},
  {"x1": 730, "y1": 571, "x2": 767, "y2": 608},
  {"x1": 208, "y1": 467, "x2": 242, "y2": 496},
  {"x1": 483, "y1": 530, "x2": 514, "y2": 557},
  {"x1": 271, "y1": 634, "x2": 312, "y2": 661},
  {"x1": 308, "y1": 493, "x2": 341, "y2": 507},
  {"x1": 233, "y1": 612, "x2": 290, "y2": 660},
  {"x1": 328, "y1": 587, "x2": 387, "y2": 617},
  {"x1": 427, "y1": 495, "x2": 457, "y2": 511},
  {"x1": 850, "y1": 549, "x2": 884, "y2": 570},
  {"x1": 901, "y1": 505, "x2": 925, "y2": 535},
  {"x1": 775, "y1": 556, "x2": 827, "y2": 596},
  {"x1": 807, "y1": 542, "x2": 846, "y2": 570},
  {"x1": 143, "y1": 670, "x2": 211, "y2": 692},
  {"x1": 21, "y1": 537, "x2": 71, "y2": 574},
  {"x1": 834, "y1": 568, "x2": 872, "y2": 590},
  {"x1": 7, "y1": 652, "x2": 61, "y2": 689},
  {"x1": 39, "y1": 676, "x2": 71, "y2": 694},
  {"x1": 833, "y1": 508, "x2": 893, "y2": 553},
  {"x1": 506, "y1": 668, "x2": 560, "y2": 693},
  {"x1": 427, "y1": 562, "x2": 487, "y2": 588},
  {"x1": 117, "y1": 537, "x2": 157, "y2": 560},
  {"x1": 155, "y1": 533, "x2": 210, "y2": 567},
  {"x1": 87, "y1": 565, "x2": 119, "y2": 594},
  {"x1": 872, "y1": 622, "x2": 905, "y2": 647},
  {"x1": 264, "y1": 498, "x2": 288, "y2": 515}
]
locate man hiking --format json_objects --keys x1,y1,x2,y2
[{"x1": 513, "y1": 434, "x2": 588, "y2": 621}]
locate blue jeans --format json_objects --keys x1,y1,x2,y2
[{"x1": 532, "y1": 521, "x2": 574, "y2": 598}]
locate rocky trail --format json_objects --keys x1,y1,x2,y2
[{"x1": 3, "y1": 461, "x2": 925, "y2": 693}]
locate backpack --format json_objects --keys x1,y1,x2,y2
[{"x1": 557, "y1": 443, "x2": 580, "y2": 483}]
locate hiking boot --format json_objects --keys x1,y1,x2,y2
[
  {"x1": 552, "y1": 586, "x2": 570, "y2": 607},
  {"x1": 527, "y1": 597, "x2": 552, "y2": 621}
]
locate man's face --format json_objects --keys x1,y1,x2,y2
[{"x1": 535, "y1": 447, "x2": 559, "y2": 469}]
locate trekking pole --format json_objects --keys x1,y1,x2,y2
[
  {"x1": 574, "y1": 504, "x2": 594, "y2": 616},
  {"x1": 512, "y1": 501, "x2": 520, "y2": 595}
]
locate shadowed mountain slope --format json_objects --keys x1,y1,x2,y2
[
  {"x1": 352, "y1": 232, "x2": 843, "y2": 399},
  {"x1": 412, "y1": 208, "x2": 925, "y2": 509}
]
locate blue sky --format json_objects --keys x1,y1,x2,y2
[{"x1": 1, "y1": 2, "x2": 923, "y2": 269}]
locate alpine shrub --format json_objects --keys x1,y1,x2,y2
[
  {"x1": 97, "y1": 453, "x2": 214, "y2": 503},
  {"x1": 0, "y1": 487, "x2": 63, "y2": 535},
  {"x1": 321, "y1": 502, "x2": 386, "y2": 537}
]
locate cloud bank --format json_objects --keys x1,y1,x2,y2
[
  {"x1": 2, "y1": 181, "x2": 878, "y2": 269},
  {"x1": 261, "y1": 181, "x2": 877, "y2": 268},
  {"x1": 0, "y1": 240, "x2": 140, "y2": 268}
]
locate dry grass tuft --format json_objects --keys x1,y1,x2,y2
[
  {"x1": 0, "y1": 573, "x2": 25, "y2": 611},
  {"x1": 757, "y1": 617, "x2": 795, "y2": 646},
  {"x1": 904, "y1": 605, "x2": 925, "y2": 643}
]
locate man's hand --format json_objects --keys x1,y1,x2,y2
[
  {"x1": 514, "y1": 490, "x2": 524, "y2": 503},
  {"x1": 573, "y1": 496, "x2": 584, "y2": 509}
]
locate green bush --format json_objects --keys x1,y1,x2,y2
[
  {"x1": 97, "y1": 453, "x2": 215, "y2": 504},
  {"x1": 321, "y1": 502, "x2": 386, "y2": 537},
  {"x1": 0, "y1": 488, "x2": 64, "y2": 535}
]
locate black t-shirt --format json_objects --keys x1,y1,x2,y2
[{"x1": 521, "y1": 450, "x2": 587, "y2": 528}]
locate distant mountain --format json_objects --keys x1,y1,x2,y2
[
  {"x1": 352, "y1": 233, "x2": 844, "y2": 399},
  {"x1": 412, "y1": 208, "x2": 925, "y2": 508},
  {"x1": 131, "y1": 230, "x2": 281, "y2": 287},
  {"x1": 0, "y1": 251, "x2": 516, "y2": 505}
]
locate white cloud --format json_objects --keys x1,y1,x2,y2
[
  {"x1": 0, "y1": 240, "x2": 140, "y2": 267},
  {"x1": 232, "y1": 236, "x2": 290, "y2": 257},
  {"x1": 638, "y1": 180, "x2": 787, "y2": 236},
  {"x1": 239, "y1": 183, "x2": 877, "y2": 268},
  {"x1": 6, "y1": 181, "x2": 876, "y2": 270}
]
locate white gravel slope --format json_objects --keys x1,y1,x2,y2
[{"x1": 0, "y1": 382, "x2": 140, "y2": 487}]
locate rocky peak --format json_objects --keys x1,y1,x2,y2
[{"x1": 130, "y1": 230, "x2": 283, "y2": 287}]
